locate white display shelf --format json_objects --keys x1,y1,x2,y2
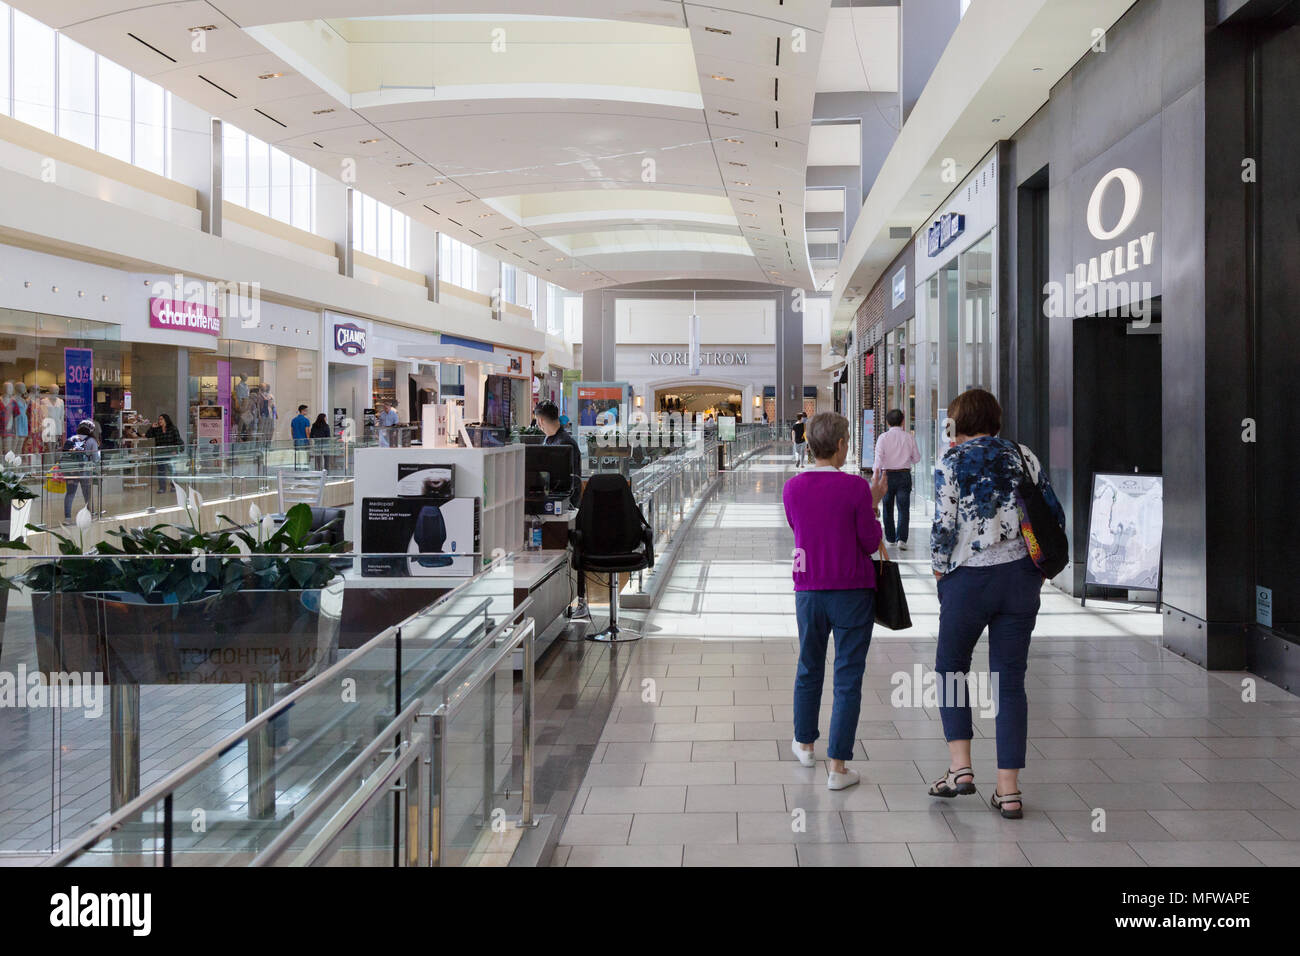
[{"x1": 353, "y1": 445, "x2": 525, "y2": 566}]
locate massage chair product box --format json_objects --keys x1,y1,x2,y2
[
  {"x1": 360, "y1": 496, "x2": 480, "y2": 577},
  {"x1": 396, "y1": 463, "x2": 454, "y2": 500}
]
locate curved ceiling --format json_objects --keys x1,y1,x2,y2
[{"x1": 17, "y1": 0, "x2": 835, "y2": 292}]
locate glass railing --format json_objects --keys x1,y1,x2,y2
[{"x1": 0, "y1": 550, "x2": 536, "y2": 865}]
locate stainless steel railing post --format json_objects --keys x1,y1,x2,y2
[
  {"x1": 430, "y1": 710, "x2": 445, "y2": 866},
  {"x1": 520, "y1": 619, "x2": 536, "y2": 828}
]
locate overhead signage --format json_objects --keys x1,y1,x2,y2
[
  {"x1": 925, "y1": 213, "x2": 965, "y2": 257},
  {"x1": 63, "y1": 348, "x2": 93, "y2": 438},
  {"x1": 149, "y1": 298, "x2": 221, "y2": 337},
  {"x1": 891, "y1": 266, "x2": 907, "y2": 308},
  {"x1": 334, "y1": 322, "x2": 367, "y2": 356},
  {"x1": 1073, "y1": 167, "x2": 1156, "y2": 290},
  {"x1": 648, "y1": 350, "x2": 750, "y2": 366}
]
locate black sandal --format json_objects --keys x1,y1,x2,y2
[
  {"x1": 991, "y1": 790, "x2": 1024, "y2": 819},
  {"x1": 928, "y1": 767, "x2": 976, "y2": 798}
]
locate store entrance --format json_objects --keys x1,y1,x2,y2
[
  {"x1": 1071, "y1": 302, "x2": 1162, "y2": 590},
  {"x1": 654, "y1": 385, "x2": 743, "y2": 419}
]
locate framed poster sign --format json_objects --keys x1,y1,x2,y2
[{"x1": 1082, "y1": 472, "x2": 1163, "y2": 606}]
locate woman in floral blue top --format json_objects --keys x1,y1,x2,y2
[{"x1": 927, "y1": 388, "x2": 1065, "y2": 819}]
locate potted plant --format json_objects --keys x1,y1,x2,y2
[
  {"x1": 23, "y1": 485, "x2": 350, "y2": 687},
  {"x1": 518, "y1": 424, "x2": 546, "y2": 445}
]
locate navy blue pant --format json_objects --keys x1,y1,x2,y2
[
  {"x1": 794, "y1": 589, "x2": 875, "y2": 761},
  {"x1": 882, "y1": 470, "x2": 912, "y2": 543},
  {"x1": 935, "y1": 555, "x2": 1042, "y2": 769}
]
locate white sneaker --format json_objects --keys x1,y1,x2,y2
[
  {"x1": 827, "y1": 768, "x2": 860, "y2": 791},
  {"x1": 898, "y1": 541, "x2": 907, "y2": 552},
  {"x1": 791, "y1": 739, "x2": 815, "y2": 767}
]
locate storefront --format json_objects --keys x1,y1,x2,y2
[{"x1": 906, "y1": 150, "x2": 1000, "y2": 507}]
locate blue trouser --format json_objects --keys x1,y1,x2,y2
[
  {"x1": 64, "y1": 477, "x2": 92, "y2": 518},
  {"x1": 882, "y1": 470, "x2": 912, "y2": 543},
  {"x1": 794, "y1": 589, "x2": 875, "y2": 761},
  {"x1": 935, "y1": 555, "x2": 1042, "y2": 769}
]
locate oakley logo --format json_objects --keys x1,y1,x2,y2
[{"x1": 1086, "y1": 167, "x2": 1142, "y2": 241}]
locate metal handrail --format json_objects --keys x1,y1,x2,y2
[
  {"x1": 42, "y1": 553, "x2": 516, "y2": 867},
  {"x1": 248, "y1": 693, "x2": 431, "y2": 867}
]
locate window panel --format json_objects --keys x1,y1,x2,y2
[
  {"x1": 13, "y1": 10, "x2": 55, "y2": 132},
  {"x1": 133, "y1": 74, "x2": 165, "y2": 174},
  {"x1": 269, "y1": 147, "x2": 290, "y2": 223},
  {"x1": 376, "y1": 201, "x2": 391, "y2": 261},
  {"x1": 247, "y1": 134, "x2": 269, "y2": 215},
  {"x1": 57, "y1": 35, "x2": 95, "y2": 148},
  {"x1": 97, "y1": 57, "x2": 132, "y2": 163},
  {"x1": 362, "y1": 195, "x2": 377, "y2": 255},
  {"x1": 0, "y1": 5, "x2": 10, "y2": 117},
  {"x1": 223, "y1": 125, "x2": 247, "y2": 207},
  {"x1": 351, "y1": 188, "x2": 362, "y2": 249},
  {"x1": 290, "y1": 158, "x2": 312, "y2": 232}
]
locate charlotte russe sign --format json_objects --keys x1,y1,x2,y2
[
  {"x1": 649, "y1": 350, "x2": 749, "y2": 366},
  {"x1": 334, "y1": 322, "x2": 367, "y2": 356},
  {"x1": 149, "y1": 298, "x2": 221, "y2": 336}
]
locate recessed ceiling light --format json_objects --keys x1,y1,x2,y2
[
  {"x1": 426, "y1": 181, "x2": 444, "y2": 186},
  {"x1": 718, "y1": 109, "x2": 739, "y2": 117},
  {"x1": 258, "y1": 72, "x2": 285, "y2": 80},
  {"x1": 555, "y1": 257, "x2": 565, "y2": 262},
  {"x1": 359, "y1": 138, "x2": 381, "y2": 144},
  {"x1": 745, "y1": 212, "x2": 758, "y2": 217},
  {"x1": 395, "y1": 162, "x2": 414, "y2": 168},
  {"x1": 711, "y1": 74, "x2": 734, "y2": 82},
  {"x1": 737, "y1": 197, "x2": 754, "y2": 203},
  {"x1": 1032, "y1": 67, "x2": 1043, "y2": 73},
  {"x1": 728, "y1": 161, "x2": 748, "y2": 167},
  {"x1": 733, "y1": 181, "x2": 751, "y2": 186},
  {"x1": 704, "y1": 26, "x2": 732, "y2": 35},
  {"x1": 456, "y1": 198, "x2": 473, "y2": 204},
  {"x1": 478, "y1": 213, "x2": 493, "y2": 218},
  {"x1": 189, "y1": 24, "x2": 218, "y2": 32},
  {"x1": 723, "y1": 138, "x2": 743, "y2": 144}
]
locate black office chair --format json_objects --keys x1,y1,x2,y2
[{"x1": 569, "y1": 473, "x2": 654, "y2": 643}]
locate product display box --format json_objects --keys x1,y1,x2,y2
[
  {"x1": 360, "y1": 496, "x2": 481, "y2": 577},
  {"x1": 395, "y1": 463, "x2": 455, "y2": 500}
]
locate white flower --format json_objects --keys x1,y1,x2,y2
[
  {"x1": 4, "y1": 451, "x2": 19, "y2": 466},
  {"x1": 260, "y1": 514, "x2": 277, "y2": 542},
  {"x1": 248, "y1": 502, "x2": 262, "y2": 525},
  {"x1": 173, "y1": 481, "x2": 187, "y2": 514},
  {"x1": 188, "y1": 488, "x2": 205, "y2": 534},
  {"x1": 75, "y1": 507, "x2": 92, "y2": 548}
]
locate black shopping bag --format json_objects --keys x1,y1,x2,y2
[{"x1": 871, "y1": 552, "x2": 912, "y2": 631}]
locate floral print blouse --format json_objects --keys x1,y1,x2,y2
[{"x1": 930, "y1": 436, "x2": 1065, "y2": 575}]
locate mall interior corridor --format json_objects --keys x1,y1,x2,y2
[{"x1": 553, "y1": 455, "x2": 1300, "y2": 867}]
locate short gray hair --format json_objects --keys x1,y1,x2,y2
[{"x1": 805, "y1": 412, "x2": 848, "y2": 460}]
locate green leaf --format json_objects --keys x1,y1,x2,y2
[{"x1": 282, "y1": 503, "x2": 312, "y2": 547}]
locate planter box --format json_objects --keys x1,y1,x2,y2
[
  {"x1": 31, "y1": 588, "x2": 340, "y2": 685},
  {"x1": 518, "y1": 434, "x2": 545, "y2": 445}
]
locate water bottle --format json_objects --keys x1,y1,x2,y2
[{"x1": 527, "y1": 514, "x2": 543, "y2": 551}]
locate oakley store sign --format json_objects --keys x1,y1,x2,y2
[{"x1": 1049, "y1": 116, "x2": 1162, "y2": 321}]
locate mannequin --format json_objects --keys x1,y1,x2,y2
[
  {"x1": 47, "y1": 386, "x2": 64, "y2": 449},
  {"x1": 13, "y1": 383, "x2": 28, "y2": 456},
  {"x1": 1, "y1": 382, "x2": 12, "y2": 455}
]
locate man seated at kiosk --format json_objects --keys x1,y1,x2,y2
[
  {"x1": 535, "y1": 400, "x2": 588, "y2": 620},
  {"x1": 535, "y1": 401, "x2": 582, "y2": 510}
]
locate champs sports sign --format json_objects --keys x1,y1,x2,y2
[{"x1": 333, "y1": 323, "x2": 367, "y2": 356}]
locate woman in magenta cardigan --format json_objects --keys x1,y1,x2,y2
[{"x1": 782, "y1": 412, "x2": 887, "y2": 790}]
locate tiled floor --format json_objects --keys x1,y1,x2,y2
[{"x1": 552, "y1": 454, "x2": 1300, "y2": 867}]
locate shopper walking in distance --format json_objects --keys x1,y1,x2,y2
[
  {"x1": 872, "y1": 409, "x2": 921, "y2": 551},
  {"x1": 790, "y1": 412, "x2": 808, "y2": 468},
  {"x1": 145, "y1": 413, "x2": 183, "y2": 495},
  {"x1": 783, "y1": 412, "x2": 888, "y2": 791},
  {"x1": 927, "y1": 388, "x2": 1064, "y2": 819},
  {"x1": 62, "y1": 421, "x2": 100, "y2": 521}
]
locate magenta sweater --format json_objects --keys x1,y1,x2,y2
[{"x1": 782, "y1": 468, "x2": 883, "y2": 591}]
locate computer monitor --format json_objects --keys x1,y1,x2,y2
[{"x1": 525, "y1": 443, "x2": 575, "y2": 500}]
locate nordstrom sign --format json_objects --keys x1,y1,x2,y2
[{"x1": 649, "y1": 350, "x2": 750, "y2": 366}]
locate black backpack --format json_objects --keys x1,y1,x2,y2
[{"x1": 1011, "y1": 442, "x2": 1069, "y2": 578}]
